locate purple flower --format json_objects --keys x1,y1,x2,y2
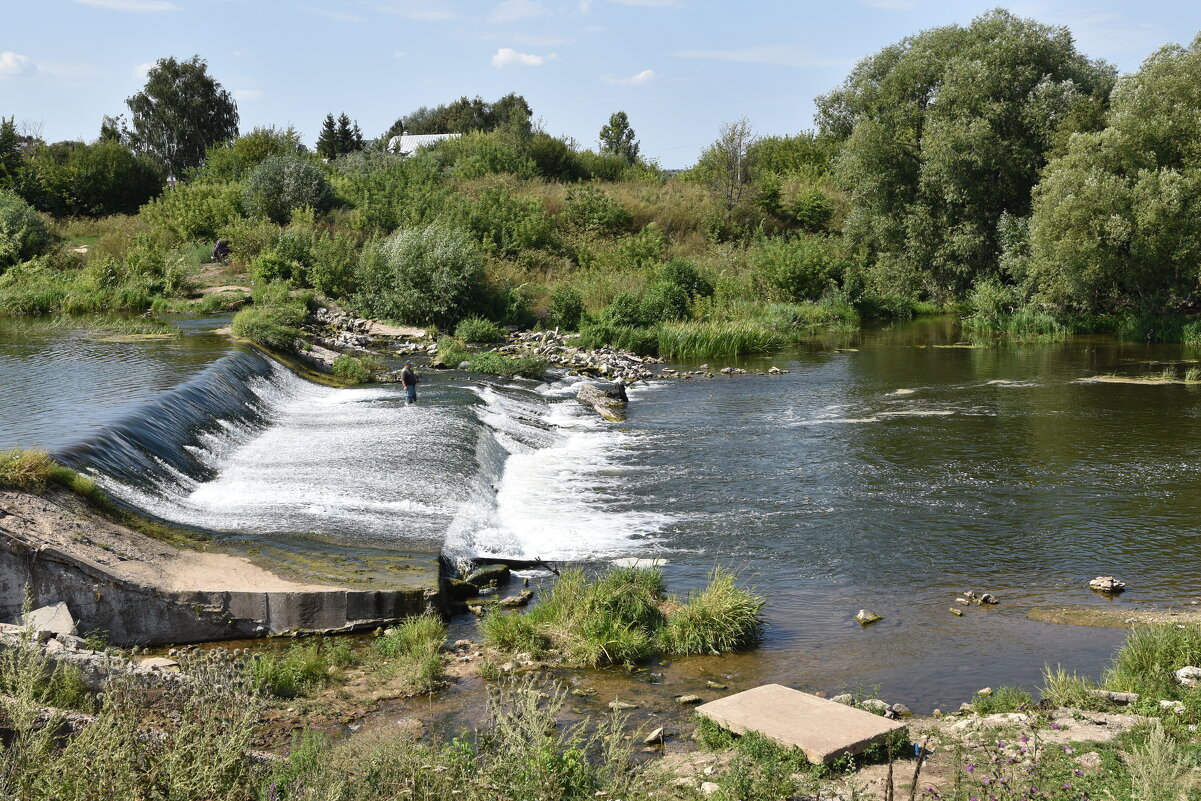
[
  {"x1": 1020, "y1": 734, "x2": 1029, "y2": 743},
  {"x1": 966, "y1": 764, "x2": 975, "y2": 773},
  {"x1": 1051, "y1": 722, "x2": 1061, "y2": 730}
]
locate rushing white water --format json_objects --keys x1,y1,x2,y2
[{"x1": 84, "y1": 354, "x2": 672, "y2": 559}]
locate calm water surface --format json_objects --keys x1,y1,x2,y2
[{"x1": 3, "y1": 315, "x2": 1200, "y2": 710}]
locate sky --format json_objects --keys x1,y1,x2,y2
[{"x1": 3, "y1": 0, "x2": 1200, "y2": 169}]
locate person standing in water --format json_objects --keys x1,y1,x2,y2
[{"x1": 400, "y1": 361, "x2": 419, "y2": 404}]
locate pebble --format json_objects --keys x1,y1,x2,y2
[
  {"x1": 706, "y1": 681, "x2": 728, "y2": 690},
  {"x1": 644, "y1": 727, "x2": 665, "y2": 745},
  {"x1": 608, "y1": 700, "x2": 638, "y2": 710},
  {"x1": 675, "y1": 695, "x2": 703, "y2": 705},
  {"x1": 950, "y1": 607, "x2": 964, "y2": 616}
]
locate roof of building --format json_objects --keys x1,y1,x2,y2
[{"x1": 387, "y1": 132, "x2": 462, "y2": 156}]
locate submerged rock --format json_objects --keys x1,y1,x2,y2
[
  {"x1": 675, "y1": 694, "x2": 703, "y2": 705},
  {"x1": 465, "y1": 564, "x2": 511, "y2": 588},
  {"x1": 608, "y1": 700, "x2": 638, "y2": 710},
  {"x1": 855, "y1": 609, "x2": 883, "y2": 625},
  {"x1": 577, "y1": 382, "x2": 628, "y2": 422},
  {"x1": 950, "y1": 607, "x2": 964, "y2": 616}
]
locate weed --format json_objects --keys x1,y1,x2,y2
[
  {"x1": 1105, "y1": 623, "x2": 1201, "y2": 700},
  {"x1": 659, "y1": 568, "x2": 765, "y2": 655},
  {"x1": 454, "y1": 315, "x2": 504, "y2": 342},
  {"x1": 466, "y1": 351, "x2": 547, "y2": 380},
  {"x1": 969, "y1": 685, "x2": 1034, "y2": 714},
  {"x1": 1041, "y1": 664, "x2": 1104, "y2": 710},
  {"x1": 330, "y1": 354, "x2": 384, "y2": 384},
  {"x1": 371, "y1": 614, "x2": 447, "y2": 694}
]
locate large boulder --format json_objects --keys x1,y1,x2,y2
[
  {"x1": 465, "y1": 563, "x2": 511, "y2": 588},
  {"x1": 577, "y1": 382, "x2": 627, "y2": 422},
  {"x1": 23, "y1": 602, "x2": 76, "y2": 636}
]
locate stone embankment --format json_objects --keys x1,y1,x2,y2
[{"x1": 0, "y1": 487, "x2": 442, "y2": 646}]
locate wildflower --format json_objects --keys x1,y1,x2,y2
[
  {"x1": 966, "y1": 764, "x2": 975, "y2": 773},
  {"x1": 1050, "y1": 722, "x2": 1061, "y2": 730},
  {"x1": 1020, "y1": 734, "x2": 1029, "y2": 743}
]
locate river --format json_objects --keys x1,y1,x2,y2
[{"x1": 4, "y1": 315, "x2": 1199, "y2": 710}]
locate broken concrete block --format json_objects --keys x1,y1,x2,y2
[{"x1": 23, "y1": 602, "x2": 76, "y2": 636}]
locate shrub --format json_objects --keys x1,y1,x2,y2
[
  {"x1": 354, "y1": 222, "x2": 484, "y2": 327},
  {"x1": 548, "y1": 285, "x2": 586, "y2": 330},
  {"x1": 599, "y1": 292, "x2": 646, "y2": 327},
  {"x1": 230, "y1": 306, "x2": 301, "y2": 350},
  {"x1": 562, "y1": 183, "x2": 632, "y2": 233},
  {"x1": 436, "y1": 336, "x2": 470, "y2": 367},
  {"x1": 454, "y1": 184, "x2": 556, "y2": 257},
  {"x1": 243, "y1": 154, "x2": 333, "y2": 224},
  {"x1": 0, "y1": 189, "x2": 49, "y2": 269},
  {"x1": 454, "y1": 315, "x2": 503, "y2": 342},
  {"x1": 139, "y1": 180, "x2": 242, "y2": 242},
  {"x1": 200, "y1": 125, "x2": 304, "y2": 182},
  {"x1": 751, "y1": 235, "x2": 846, "y2": 302},
  {"x1": 331, "y1": 354, "x2": 383, "y2": 384},
  {"x1": 466, "y1": 352, "x2": 547, "y2": 380},
  {"x1": 640, "y1": 281, "x2": 691, "y2": 324},
  {"x1": 249, "y1": 249, "x2": 300, "y2": 285},
  {"x1": 30, "y1": 140, "x2": 164, "y2": 218},
  {"x1": 659, "y1": 258, "x2": 714, "y2": 298},
  {"x1": 307, "y1": 230, "x2": 359, "y2": 298},
  {"x1": 615, "y1": 222, "x2": 666, "y2": 269},
  {"x1": 659, "y1": 569, "x2": 764, "y2": 655}
]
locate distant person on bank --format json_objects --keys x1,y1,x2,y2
[{"x1": 401, "y1": 361, "x2": 419, "y2": 404}]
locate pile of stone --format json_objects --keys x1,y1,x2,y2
[
  {"x1": 308, "y1": 307, "x2": 376, "y2": 353},
  {"x1": 496, "y1": 329, "x2": 664, "y2": 382}
]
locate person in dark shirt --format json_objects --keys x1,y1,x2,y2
[{"x1": 400, "y1": 361, "x2": 419, "y2": 404}]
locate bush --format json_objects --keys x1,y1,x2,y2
[
  {"x1": 249, "y1": 249, "x2": 300, "y2": 285},
  {"x1": 331, "y1": 354, "x2": 383, "y2": 384},
  {"x1": 562, "y1": 183, "x2": 632, "y2": 233},
  {"x1": 0, "y1": 189, "x2": 49, "y2": 269},
  {"x1": 372, "y1": 614, "x2": 447, "y2": 694},
  {"x1": 243, "y1": 153, "x2": 333, "y2": 224},
  {"x1": 30, "y1": 140, "x2": 164, "y2": 217},
  {"x1": 139, "y1": 180, "x2": 242, "y2": 243},
  {"x1": 600, "y1": 292, "x2": 646, "y2": 328},
  {"x1": 659, "y1": 569, "x2": 765, "y2": 655},
  {"x1": 199, "y1": 125, "x2": 304, "y2": 182},
  {"x1": 659, "y1": 258, "x2": 714, "y2": 298},
  {"x1": 466, "y1": 351, "x2": 547, "y2": 380},
  {"x1": 640, "y1": 281, "x2": 691, "y2": 324},
  {"x1": 548, "y1": 285, "x2": 586, "y2": 330},
  {"x1": 751, "y1": 235, "x2": 846, "y2": 302},
  {"x1": 354, "y1": 221, "x2": 484, "y2": 327},
  {"x1": 454, "y1": 315, "x2": 503, "y2": 342},
  {"x1": 230, "y1": 306, "x2": 301, "y2": 350},
  {"x1": 454, "y1": 184, "x2": 556, "y2": 257}
]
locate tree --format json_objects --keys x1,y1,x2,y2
[
  {"x1": 599, "y1": 111, "x2": 639, "y2": 164},
  {"x1": 816, "y1": 9, "x2": 1115, "y2": 302},
  {"x1": 202, "y1": 126, "x2": 304, "y2": 182},
  {"x1": 1025, "y1": 35, "x2": 1201, "y2": 314},
  {"x1": 29, "y1": 140, "x2": 164, "y2": 216},
  {"x1": 315, "y1": 114, "x2": 338, "y2": 159},
  {"x1": 242, "y1": 153, "x2": 333, "y2": 224},
  {"x1": 382, "y1": 93, "x2": 533, "y2": 140},
  {"x1": 0, "y1": 118, "x2": 21, "y2": 191},
  {"x1": 690, "y1": 118, "x2": 757, "y2": 211},
  {"x1": 126, "y1": 55, "x2": 239, "y2": 178}
]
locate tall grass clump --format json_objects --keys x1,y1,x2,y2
[
  {"x1": 479, "y1": 609, "x2": 548, "y2": 655},
  {"x1": 330, "y1": 354, "x2": 383, "y2": 384},
  {"x1": 1041, "y1": 664, "x2": 1103, "y2": 710},
  {"x1": 969, "y1": 684, "x2": 1034, "y2": 714},
  {"x1": 659, "y1": 569, "x2": 765, "y2": 655},
  {"x1": 466, "y1": 351, "x2": 547, "y2": 380},
  {"x1": 454, "y1": 314, "x2": 504, "y2": 342},
  {"x1": 656, "y1": 320, "x2": 785, "y2": 358},
  {"x1": 371, "y1": 613, "x2": 447, "y2": 693},
  {"x1": 1105, "y1": 623, "x2": 1201, "y2": 699},
  {"x1": 252, "y1": 641, "x2": 336, "y2": 699},
  {"x1": 230, "y1": 282, "x2": 311, "y2": 350}
]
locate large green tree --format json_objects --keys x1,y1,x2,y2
[
  {"x1": 383, "y1": 93, "x2": 532, "y2": 140},
  {"x1": 599, "y1": 111, "x2": 639, "y2": 164},
  {"x1": 28, "y1": 140, "x2": 164, "y2": 217},
  {"x1": 126, "y1": 56, "x2": 239, "y2": 178},
  {"x1": 817, "y1": 9, "x2": 1115, "y2": 302},
  {"x1": 1025, "y1": 36, "x2": 1201, "y2": 314}
]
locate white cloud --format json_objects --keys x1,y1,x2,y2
[
  {"x1": 133, "y1": 61, "x2": 155, "y2": 79},
  {"x1": 372, "y1": 0, "x2": 457, "y2": 21},
  {"x1": 72, "y1": 0, "x2": 179, "y2": 10},
  {"x1": 578, "y1": 0, "x2": 592, "y2": 11},
  {"x1": 234, "y1": 89, "x2": 264, "y2": 101},
  {"x1": 608, "y1": 0, "x2": 684, "y2": 7},
  {"x1": 491, "y1": 47, "x2": 555, "y2": 67},
  {"x1": 671, "y1": 45, "x2": 852, "y2": 69},
  {"x1": 603, "y1": 68, "x2": 657, "y2": 85},
  {"x1": 488, "y1": 0, "x2": 546, "y2": 23},
  {"x1": 858, "y1": 0, "x2": 917, "y2": 8},
  {"x1": 299, "y1": 5, "x2": 366, "y2": 21},
  {"x1": 394, "y1": 50, "x2": 408, "y2": 58},
  {"x1": 0, "y1": 52, "x2": 36, "y2": 79}
]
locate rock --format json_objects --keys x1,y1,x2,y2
[
  {"x1": 467, "y1": 604, "x2": 484, "y2": 615},
  {"x1": 139, "y1": 657, "x2": 180, "y2": 673},
  {"x1": 644, "y1": 727, "x2": 665, "y2": 745},
  {"x1": 577, "y1": 382, "x2": 627, "y2": 422},
  {"x1": 1175, "y1": 666, "x2": 1201, "y2": 687},
  {"x1": 706, "y1": 681, "x2": 728, "y2": 690},
  {"x1": 859, "y1": 699, "x2": 889, "y2": 714},
  {"x1": 446, "y1": 578, "x2": 480, "y2": 600},
  {"x1": 932, "y1": 708, "x2": 943, "y2": 719},
  {"x1": 954, "y1": 597, "x2": 970, "y2": 605},
  {"x1": 957, "y1": 702, "x2": 974, "y2": 715},
  {"x1": 570, "y1": 688, "x2": 597, "y2": 697},
  {"x1": 980, "y1": 593, "x2": 999, "y2": 604},
  {"x1": 676, "y1": 694, "x2": 703, "y2": 705},
  {"x1": 976, "y1": 687, "x2": 993, "y2": 696},
  {"x1": 891, "y1": 703, "x2": 912, "y2": 717},
  {"x1": 1160, "y1": 699, "x2": 1186, "y2": 714},
  {"x1": 1090, "y1": 689, "x2": 1139, "y2": 704},
  {"x1": 499, "y1": 590, "x2": 533, "y2": 608},
  {"x1": 1076, "y1": 751, "x2": 1103, "y2": 771},
  {"x1": 950, "y1": 607, "x2": 964, "y2": 616},
  {"x1": 23, "y1": 602, "x2": 76, "y2": 636},
  {"x1": 700, "y1": 781, "x2": 720, "y2": 796},
  {"x1": 855, "y1": 609, "x2": 882, "y2": 625},
  {"x1": 768, "y1": 366, "x2": 783, "y2": 375},
  {"x1": 453, "y1": 639, "x2": 474, "y2": 650},
  {"x1": 1089, "y1": 576, "x2": 1126, "y2": 593},
  {"x1": 465, "y1": 564, "x2": 511, "y2": 588},
  {"x1": 831, "y1": 693, "x2": 853, "y2": 706},
  {"x1": 608, "y1": 700, "x2": 638, "y2": 710}
]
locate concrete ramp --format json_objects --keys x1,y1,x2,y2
[{"x1": 696, "y1": 684, "x2": 907, "y2": 764}]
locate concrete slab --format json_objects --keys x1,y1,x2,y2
[
  {"x1": 695, "y1": 684, "x2": 907, "y2": 764},
  {"x1": 24, "y1": 602, "x2": 76, "y2": 636}
]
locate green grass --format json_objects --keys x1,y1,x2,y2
[
  {"x1": 436, "y1": 335, "x2": 470, "y2": 367},
  {"x1": 656, "y1": 320, "x2": 786, "y2": 358},
  {"x1": 252, "y1": 641, "x2": 338, "y2": 699},
  {"x1": 482, "y1": 567, "x2": 764, "y2": 668},
  {"x1": 658, "y1": 569, "x2": 765, "y2": 655},
  {"x1": 969, "y1": 684, "x2": 1034, "y2": 714},
  {"x1": 1105, "y1": 623, "x2": 1201, "y2": 700},
  {"x1": 371, "y1": 613, "x2": 447, "y2": 694},
  {"x1": 1041, "y1": 664, "x2": 1104, "y2": 710}
]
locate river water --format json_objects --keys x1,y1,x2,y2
[{"x1": 3, "y1": 315, "x2": 1200, "y2": 710}]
